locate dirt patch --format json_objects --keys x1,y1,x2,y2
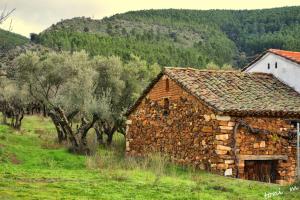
[
  {"x1": 9, "y1": 153, "x2": 22, "y2": 165},
  {"x1": 0, "y1": 143, "x2": 6, "y2": 148},
  {"x1": 0, "y1": 135, "x2": 6, "y2": 140},
  {"x1": 208, "y1": 185, "x2": 233, "y2": 192},
  {"x1": 41, "y1": 141, "x2": 64, "y2": 150}
]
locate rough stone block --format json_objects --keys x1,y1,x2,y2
[
  {"x1": 202, "y1": 126, "x2": 213, "y2": 132},
  {"x1": 126, "y1": 141, "x2": 130, "y2": 151},
  {"x1": 227, "y1": 122, "x2": 236, "y2": 127},
  {"x1": 260, "y1": 141, "x2": 266, "y2": 148},
  {"x1": 217, "y1": 163, "x2": 228, "y2": 169},
  {"x1": 224, "y1": 168, "x2": 233, "y2": 176},
  {"x1": 204, "y1": 114, "x2": 211, "y2": 121},
  {"x1": 225, "y1": 160, "x2": 235, "y2": 164},
  {"x1": 215, "y1": 150, "x2": 228, "y2": 155},
  {"x1": 253, "y1": 143, "x2": 259, "y2": 148},
  {"x1": 216, "y1": 115, "x2": 231, "y2": 121},
  {"x1": 219, "y1": 126, "x2": 233, "y2": 130},
  {"x1": 216, "y1": 145, "x2": 231, "y2": 151},
  {"x1": 216, "y1": 134, "x2": 229, "y2": 141}
]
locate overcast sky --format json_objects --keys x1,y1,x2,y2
[{"x1": 1, "y1": 0, "x2": 300, "y2": 37}]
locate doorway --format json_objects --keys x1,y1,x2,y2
[{"x1": 244, "y1": 160, "x2": 278, "y2": 183}]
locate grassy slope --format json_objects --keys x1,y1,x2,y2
[
  {"x1": 0, "y1": 29, "x2": 28, "y2": 52},
  {"x1": 0, "y1": 116, "x2": 299, "y2": 199}
]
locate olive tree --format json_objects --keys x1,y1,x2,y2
[
  {"x1": 14, "y1": 50, "x2": 160, "y2": 152},
  {"x1": 14, "y1": 51, "x2": 101, "y2": 154},
  {"x1": 0, "y1": 76, "x2": 30, "y2": 129},
  {"x1": 93, "y1": 55, "x2": 160, "y2": 145}
]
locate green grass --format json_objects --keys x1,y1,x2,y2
[{"x1": 0, "y1": 116, "x2": 299, "y2": 199}]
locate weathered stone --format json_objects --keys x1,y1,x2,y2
[
  {"x1": 225, "y1": 160, "x2": 235, "y2": 164},
  {"x1": 167, "y1": 119, "x2": 173, "y2": 126},
  {"x1": 224, "y1": 168, "x2": 233, "y2": 176},
  {"x1": 199, "y1": 163, "x2": 205, "y2": 170},
  {"x1": 217, "y1": 163, "x2": 228, "y2": 170},
  {"x1": 202, "y1": 126, "x2": 213, "y2": 132},
  {"x1": 126, "y1": 141, "x2": 130, "y2": 151},
  {"x1": 219, "y1": 121, "x2": 228, "y2": 126},
  {"x1": 204, "y1": 114, "x2": 211, "y2": 122},
  {"x1": 217, "y1": 145, "x2": 231, "y2": 151},
  {"x1": 216, "y1": 134, "x2": 229, "y2": 141},
  {"x1": 215, "y1": 150, "x2": 228, "y2": 155},
  {"x1": 216, "y1": 115, "x2": 231, "y2": 121},
  {"x1": 260, "y1": 141, "x2": 266, "y2": 148},
  {"x1": 126, "y1": 120, "x2": 132, "y2": 125},
  {"x1": 219, "y1": 126, "x2": 233, "y2": 130},
  {"x1": 227, "y1": 122, "x2": 236, "y2": 127},
  {"x1": 253, "y1": 143, "x2": 260, "y2": 148},
  {"x1": 210, "y1": 114, "x2": 216, "y2": 119},
  {"x1": 192, "y1": 127, "x2": 199, "y2": 132},
  {"x1": 210, "y1": 163, "x2": 217, "y2": 168}
]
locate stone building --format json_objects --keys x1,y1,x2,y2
[{"x1": 125, "y1": 67, "x2": 300, "y2": 184}]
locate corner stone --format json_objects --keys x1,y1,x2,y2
[{"x1": 216, "y1": 115, "x2": 231, "y2": 121}]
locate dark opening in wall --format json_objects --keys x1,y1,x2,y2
[
  {"x1": 289, "y1": 120, "x2": 300, "y2": 128},
  {"x1": 166, "y1": 78, "x2": 169, "y2": 91},
  {"x1": 268, "y1": 63, "x2": 270, "y2": 70},
  {"x1": 244, "y1": 160, "x2": 278, "y2": 183},
  {"x1": 163, "y1": 98, "x2": 170, "y2": 116},
  {"x1": 275, "y1": 62, "x2": 278, "y2": 69}
]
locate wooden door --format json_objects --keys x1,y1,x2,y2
[{"x1": 244, "y1": 160, "x2": 277, "y2": 183}]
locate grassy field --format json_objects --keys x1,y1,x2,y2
[{"x1": 0, "y1": 116, "x2": 299, "y2": 200}]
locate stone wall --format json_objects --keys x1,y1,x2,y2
[
  {"x1": 236, "y1": 117, "x2": 297, "y2": 184},
  {"x1": 126, "y1": 75, "x2": 297, "y2": 184}
]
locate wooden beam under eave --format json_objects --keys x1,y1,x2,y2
[{"x1": 238, "y1": 155, "x2": 288, "y2": 161}]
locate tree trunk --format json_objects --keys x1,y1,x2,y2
[
  {"x1": 43, "y1": 104, "x2": 47, "y2": 117},
  {"x1": 54, "y1": 107, "x2": 79, "y2": 148},
  {"x1": 48, "y1": 112, "x2": 66, "y2": 143},
  {"x1": 78, "y1": 114, "x2": 99, "y2": 154},
  {"x1": 94, "y1": 126, "x2": 104, "y2": 145},
  {"x1": 105, "y1": 125, "x2": 118, "y2": 146},
  {"x1": 107, "y1": 132, "x2": 114, "y2": 145},
  {"x1": 2, "y1": 113, "x2": 7, "y2": 124}
]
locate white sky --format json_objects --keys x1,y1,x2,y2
[{"x1": 1, "y1": 0, "x2": 300, "y2": 37}]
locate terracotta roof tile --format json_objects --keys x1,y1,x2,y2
[
  {"x1": 269, "y1": 49, "x2": 300, "y2": 64},
  {"x1": 126, "y1": 67, "x2": 300, "y2": 117},
  {"x1": 242, "y1": 49, "x2": 300, "y2": 71}
]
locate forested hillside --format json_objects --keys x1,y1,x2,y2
[
  {"x1": 32, "y1": 6, "x2": 300, "y2": 68},
  {"x1": 0, "y1": 28, "x2": 28, "y2": 53}
]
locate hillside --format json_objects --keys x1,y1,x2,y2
[
  {"x1": 1, "y1": 116, "x2": 299, "y2": 199},
  {"x1": 0, "y1": 28, "x2": 29, "y2": 54},
  {"x1": 33, "y1": 6, "x2": 300, "y2": 68}
]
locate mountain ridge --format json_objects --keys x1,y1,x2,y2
[{"x1": 11, "y1": 6, "x2": 300, "y2": 68}]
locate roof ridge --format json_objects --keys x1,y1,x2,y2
[
  {"x1": 269, "y1": 48, "x2": 300, "y2": 54},
  {"x1": 164, "y1": 67, "x2": 241, "y2": 73}
]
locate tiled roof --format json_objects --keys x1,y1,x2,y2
[
  {"x1": 269, "y1": 49, "x2": 300, "y2": 64},
  {"x1": 242, "y1": 49, "x2": 300, "y2": 71},
  {"x1": 127, "y1": 67, "x2": 300, "y2": 117}
]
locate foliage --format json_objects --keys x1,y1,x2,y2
[
  {"x1": 0, "y1": 28, "x2": 28, "y2": 54},
  {"x1": 34, "y1": 7, "x2": 300, "y2": 68},
  {"x1": 0, "y1": 74, "x2": 31, "y2": 129},
  {"x1": 13, "y1": 50, "x2": 160, "y2": 152}
]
